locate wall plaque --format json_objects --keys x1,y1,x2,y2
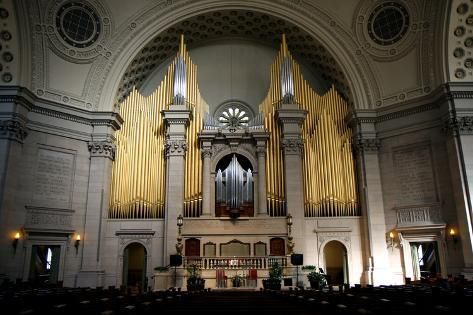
[
  {"x1": 33, "y1": 148, "x2": 75, "y2": 208},
  {"x1": 393, "y1": 144, "x2": 437, "y2": 206}
]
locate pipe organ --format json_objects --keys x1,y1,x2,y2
[
  {"x1": 215, "y1": 154, "x2": 254, "y2": 209},
  {"x1": 260, "y1": 34, "x2": 359, "y2": 217}
]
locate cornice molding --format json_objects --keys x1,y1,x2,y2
[{"x1": 0, "y1": 86, "x2": 123, "y2": 131}]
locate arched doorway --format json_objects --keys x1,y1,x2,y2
[
  {"x1": 123, "y1": 243, "x2": 147, "y2": 292},
  {"x1": 323, "y1": 241, "x2": 348, "y2": 286},
  {"x1": 215, "y1": 153, "x2": 254, "y2": 217}
]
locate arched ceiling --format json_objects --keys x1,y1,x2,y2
[{"x1": 116, "y1": 9, "x2": 351, "y2": 105}]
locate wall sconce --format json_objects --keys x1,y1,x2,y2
[
  {"x1": 448, "y1": 227, "x2": 458, "y2": 247},
  {"x1": 387, "y1": 231, "x2": 395, "y2": 251},
  {"x1": 12, "y1": 231, "x2": 20, "y2": 252},
  {"x1": 176, "y1": 214, "x2": 184, "y2": 255},
  {"x1": 286, "y1": 213, "x2": 294, "y2": 255},
  {"x1": 74, "y1": 234, "x2": 81, "y2": 253}
]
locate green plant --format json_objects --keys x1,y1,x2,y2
[
  {"x1": 186, "y1": 264, "x2": 205, "y2": 290},
  {"x1": 262, "y1": 261, "x2": 283, "y2": 290},
  {"x1": 307, "y1": 270, "x2": 327, "y2": 289},
  {"x1": 154, "y1": 266, "x2": 169, "y2": 272},
  {"x1": 268, "y1": 262, "x2": 283, "y2": 280}
]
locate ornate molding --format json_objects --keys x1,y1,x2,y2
[
  {"x1": 88, "y1": 141, "x2": 116, "y2": 160},
  {"x1": 353, "y1": 138, "x2": 380, "y2": 153},
  {"x1": 0, "y1": 119, "x2": 28, "y2": 143},
  {"x1": 318, "y1": 231, "x2": 351, "y2": 251},
  {"x1": 165, "y1": 139, "x2": 187, "y2": 157},
  {"x1": 281, "y1": 138, "x2": 304, "y2": 155},
  {"x1": 395, "y1": 205, "x2": 443, "y2": 227}
]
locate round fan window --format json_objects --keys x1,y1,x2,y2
[{"x1": 218, "y1": 107, "x2": 250, "y2": 128}]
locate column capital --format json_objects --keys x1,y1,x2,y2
[
  {"x1": 353, "y1": 137, "x2": 380, "y2": 153},
  {"x1": 0, "y1": 119, "x2": 28, "y2": 143},
  {"x1": 165, "y1": 139, "x2": 187, "y2": 157},
  {"x1": 444, "y1": 115, "x2": 473, "y2": 136},
  {"x1": 201, "y1": 147, "x2": 212, "y2": 159},
  {"x1": 281, "y1": 138, "x2": 304, "y2": 155},
  {"x1": 88, "y1": 141, "x2": 116, "y2": 160}
]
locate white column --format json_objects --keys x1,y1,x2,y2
[
  {"x1": 77, "y1": 141, "x2": 115, "y2": 288},
  {"x1": 256, "y1": 145, "x2": 267, "y2": 216},
  {"x1": 352, "y1": 110, "x2": 391, "y2": 286},
  {"x1": 162, "y1": 105, "x2": 191, "y2": 264},
  {"x1": 277, "y1": 103, "x2": 307, "y2": 255},
  {"x1": 442, "y1": 84, "x2": 473, "y2": 278},
  {"x1": 201, "y1": 146, "x2": 212, "y2": 216}
]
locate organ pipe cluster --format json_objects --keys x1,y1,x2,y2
[
  {"x1": 178, "y1": 36, "x2": 208, "y2": 218},
  {"x1": 110, "y1": 35, "x2": 207, "y2": 219},
  {"x1": 215, "y1": 155, "x2": 254, "y2": 209},
  {"x1": 109, "y1": 83, "x2": 171, "y2": 218},
  {"x1": 260, "y1": 34, "x2": 359, "y2": 217}
]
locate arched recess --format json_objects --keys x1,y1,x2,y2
[
  {"x1": 117, "y1": 239, "x2": 152, "y2": 289},
  {"x1": 318, "y1": 236, "x2": 352, "y2": 286},
  {"x1": 322, "y1": 240, "x2": 349, "y2": 286},
  {"x1": 210, "y1": 146, "x2": 258, "y2": 215},
  {"x1": 97, "y1": 0, "x2": 377, "y2": 112},
  {"x1": 122, "y1": 242, "x2": 148, "y2": 291},
  {"x1": 215, "y1": 153, "x2": 254, "y2": 217}
]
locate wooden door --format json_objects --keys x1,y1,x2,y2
[
  {"x1": 270, "y1": 238, "x2": 285, "y2": 256},
  {"x1": 185, "y1": 238, "x2": 201, "y2": 256}
]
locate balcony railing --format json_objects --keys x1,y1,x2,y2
[{"x1": 183, "y1": 256, "x2": 288, "y2": 270}]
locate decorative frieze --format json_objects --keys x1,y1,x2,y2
[
  {"x1": 395, "y1": 205, "x2": 443, "y2": 227},
  {"x1": 88, "y1": 141, "x2": 116, "y2": 160},
  {"x1": 24, "y1": 206, "x2": 74, "y2": 232},
  {"x1": 281, "y1": 138, "x2": 304, "y2": 154},
  {"x1": 165, "y1": 139, "x2": 187, "y2": 157},
  {"x1": 0, "y1": 119, "x2": 28, "y2": 143}
]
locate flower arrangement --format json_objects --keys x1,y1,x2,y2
[{"x1": 262, "y1": 261, "x2": 283, "y2": 290}]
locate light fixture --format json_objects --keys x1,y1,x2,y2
[
  {"x1": 286, "y1": 213, "x2": 294, "y2": 255},
  {"x1": 176, "y1": 214, "x2": 184, "y2": 255},
  {"x1": 12, "y1": 231, "x2": 20, "y2": 252},
  {"x1": 74, "y1": 234, "x2": 81, "y2": 253},
  {"x1": 387, "y1": 231, "x2": 395, "y2": 251},
  {"x1": 286, "y1": 214, "x2": 293, "y2": 226},
  {"x1": 449, "y1": 227, "x2": 458, "y2": 247},
  {"x1": 177, "y1": 214, "x2": 183, "y2": 227}
]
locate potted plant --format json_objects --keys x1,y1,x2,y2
[
  {"x1": 307, "y1": 268, "x2": 327, "y2": 290},
  {"x1": 262, "y1": 261, "x2": 283, "y2": 290},
  {"x1": 186, "y1": 264, "x2": 205, "y2": 291}
]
